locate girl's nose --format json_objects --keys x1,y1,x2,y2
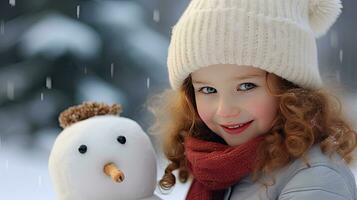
[{"x1": 216, "y1": 97, "x2": 240, "y2": 118}]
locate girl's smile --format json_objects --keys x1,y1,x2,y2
[
  {"x1": 220, "y1": 120, "x2": 254, "y2": 135},
  {"x1": 191, "y1": 64, "x2": 279, "y2": 146}
]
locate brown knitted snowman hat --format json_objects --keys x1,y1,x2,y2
[{"x1": 58, "y1": 102, "x2": 122, "y2": 129}]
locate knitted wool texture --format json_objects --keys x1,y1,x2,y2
[
  {"x1": 184, "y1": 135, "x2": 265, "y2": 200},
  {"x1": 167, "y1": 0, "x2": 342, "y2": 90}
]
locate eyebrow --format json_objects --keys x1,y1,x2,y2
[{"x1": 192, "y1": 74, "x2": 263, "y2": 84}]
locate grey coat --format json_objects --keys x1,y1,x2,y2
[{"x1": 224, "y1": 144, "x2": 357, "y2": 200}]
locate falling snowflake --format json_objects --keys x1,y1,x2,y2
[
  {"x1": 77, "y1": 5, "x2": 80, "y2": 19},
  {"x1": 46, "y1": 76, "x2": 52, "y2": 89},
  {"x1": 111, "y1": 63, "x2": 114, "y2": 78},
  {"x1": 9, "y1": 0, "x2": 15, "y2": 7},
  {"x1": 153, "y1": 9, "x2": 160, "y2": 23},
  {"x1": 339, "y1": 49, "x2": 343, "y2": 63},
  {"x1": 41, "y1": 92, "x2": 44, "y2": 101},
  {"x1": 147, "y1": 77, "x2": 150, "y2": 89}
]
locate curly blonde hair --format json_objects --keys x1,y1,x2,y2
[{"x1": 148, "y1": 72, "x2": 357, "y2": 190}]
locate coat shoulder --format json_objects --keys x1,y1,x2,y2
[
  {"x1": 279, "y1": 164, "x2": 355, "y2": 199},
  {"x1": 229, "y1": 145, "x2": 357, "y2": 200},
  {"x1": 278, "y1": 145, "x2": 357, "y2": 200}
]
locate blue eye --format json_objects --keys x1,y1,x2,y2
[
  {"x1": 239, "y1": 83, "x2": 256, "y2": 91},
  {"x1": 199, "y1": 87, "x2": 216, "y2": 94}
]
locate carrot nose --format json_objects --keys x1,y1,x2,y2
[{"x1": 103, "y1": 163, "x2": 125, "y2": 183}]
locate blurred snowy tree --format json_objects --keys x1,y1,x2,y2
[{"x1": 0, "y1": 0, "x2": 190, "y2": 146}]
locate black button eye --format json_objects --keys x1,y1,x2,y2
[
  {"x1": 78, "y1": 145, "x2": 87, "y2": 154},
  {"x1": 117, "y1": 136, "x2": 126, "y2": 144}
]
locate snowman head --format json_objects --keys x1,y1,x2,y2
[{"x1": 49, "y1": 102, "x2": 157, "y2": 200}]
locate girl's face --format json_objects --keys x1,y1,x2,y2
[{"x1": 191, "y1": 64, "x2": 278, "y2": 146}]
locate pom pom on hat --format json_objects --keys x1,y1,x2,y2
[{"x1": 308, "y1": 0, "x2": 342, "y2": 38}]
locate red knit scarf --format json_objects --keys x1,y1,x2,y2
[{"x1": 184, "y1": 135, "x2": 264, "y2": 200}]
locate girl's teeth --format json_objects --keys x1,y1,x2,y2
[{"x1": 228, "y1": 124, "x2": 244, "y2": 128}]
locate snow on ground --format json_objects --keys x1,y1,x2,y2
[
  {"x1": 0, "y1": 143, "x2": 56, "y2": 200},
  {"x1": 0, "y1": 136, "x2": 190, "y2": 200}
]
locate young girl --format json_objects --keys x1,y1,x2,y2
[{"x1": 149, "y1": 0, "x2": 357, "y2": 199}]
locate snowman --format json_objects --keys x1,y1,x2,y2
[{"x1": 49, "y1": 102, "x2": 161, "y2": 200}]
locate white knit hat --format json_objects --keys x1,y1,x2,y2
[{"x1": 167, "y1": 0, "x2": 342, "y2": 90}]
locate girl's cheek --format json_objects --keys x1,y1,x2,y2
[
  {"x1": 246, "y1": 95, "x2": 278, "y2": 122},
  {"x1": 196, "y1": 100, "x2": 214, "y2": 123}
]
